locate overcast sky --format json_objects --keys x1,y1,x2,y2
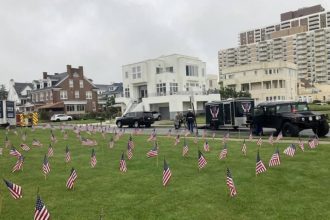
[{"x1": 1, "y1": 0, "x2": 329, "y2": 86}]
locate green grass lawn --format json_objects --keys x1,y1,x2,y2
[{"x1": 0, "y1": 128, "x2": 330, "y2": 219}]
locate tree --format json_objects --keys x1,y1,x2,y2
[
  {"x1": 106, "y1": 95, "x2": 116, "y2": 108},
  {"x1": 0, "y1": 84, "x2": 8, "y2": 100},
  {"x1": 219, "y1": 87, "x2": 251, "y2": 100}
]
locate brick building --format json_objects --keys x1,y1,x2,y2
[{"x1": 31, "y1": 65, "x2": 98, "y2": 116}]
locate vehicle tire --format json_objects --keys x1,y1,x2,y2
[
  {"x1": 116, "y1": 121, "x2": 122, "y2": 128},
  {"x1": 68, "y1": 118, "x2": 72, "y2": 121},
  {"x1": 312, "y1": 121, "x2": 329, "y2": 137},
  {"x1": 133, "y1": 121, "x2": 139, "y2": 128},
  {"x1": 281, "y1": 122, "x2": 300, "y2": 137},
  {"x1": 56, "y1": 119, "x2": 60, "y2": 122},
  {"x1": 157, "y1": 116, "x2": 161, "y2": 121}
]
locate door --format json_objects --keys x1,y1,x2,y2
[
  {"x1": 159, "y1": 107, "x2": 170, "y2": 120},
  {"x1": 223, "y1": 103, "x2": 232, "y2": 125}
]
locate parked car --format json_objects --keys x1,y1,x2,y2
[
  {"x1": 115, "y1": 111, "x2": 154, "y2": 128},
  {"x1": 250, "y1": 101, "x2": 329, "y2": 137},
  {"x1": 50, "y1": 114, "x2": 73, "y2": 122},
  {"x1": 151, "y1": 111, "x2": 161, "y2": 121}
]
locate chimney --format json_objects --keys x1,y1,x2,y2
[
  {"x1": 43, "y1": 72, "x2": 47, "y2": 79},
  {"x1": 66, "y1": 65, "x2": 72, "y2": 75},
  {"x1": 78, "y1": 66, "x2": 84, "y2": 77}
]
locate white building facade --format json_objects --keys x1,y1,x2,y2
[{"x1": 116, "y1": 54, "x2": 219, "y2": 119}]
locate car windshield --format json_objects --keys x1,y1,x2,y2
[{"x1": 293, "y1": 103, "x2": 309, "y2": 112}]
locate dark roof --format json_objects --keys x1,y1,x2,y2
[
  {"x1": 257, "y1": 101, "x2": 307, "y2": 107},
  {"x1": 14, "y1": 82, "x2": 33, "y2": 94},
  {"x1": 48, "y1": 72, "x2": 68, "y2": 80},
  {"x1": 95, "y1": 83, "x2": 123, "y2": 94}
]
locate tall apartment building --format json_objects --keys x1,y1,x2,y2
[
  {"x1": 219, "y1": 5, "x2": 330, "y2": 84},
  {"x1": 116, "y1": 54, "x2": 219, "y2": 119}
]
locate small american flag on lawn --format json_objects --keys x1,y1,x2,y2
[
  {"x1": 10, "y1": 147, "x2": 21, "y2": 157},
  {"x1": 90, "y1": 149, "x2": 97, "y2": 168},
  {"x1": 219, "y1": 144, "x2": 228, "y2": 160},
  {"x1": 276, "y1": 131, "x2": 283, "y2": 142},
  {"x1": 268, "y1": 133, "x2": 274, "y2": 145},
  {"x1": 119, "y1": 153, "x2": 127, "y2": 172},
  {"x1": 203, "y1": 140, "x2": 210, "y2": 152},
  {"x1": 198, "y1": 150, "x2": 207, "y2": 169},
  {"x1": 50, "y1": 132, "x2": 57, "y2": 143},
  {"x1": 34, "y1": 195, "x2": 50, "y2": 220},
  {"x1": 298, "y1": 138, "x2": 304, "y2": 152},
  {"x1": 269, "y1": 148, "x2": 280, "y2": 167},
  {"x1": 32, "y1": 139, "x2": 43, "y2": 147},
  {"x1": 226, "y1": 168, "x2": 237, "y2": 197},
  {"x1": 174, "y1": 135, "x2": 180, "y2": 146},
  {"x1": 256, "y1": 151, "x2": 267, "y2": 175},
  {"x1": 127, "y1": 143, "x2": 133, "y2": 160},
  {"x1": 47, "y1": 144, "x2": 54, "y2": 157},
  {"x1": 128, "y1": 135, "x2": 134, "y2": 149},
  {"x1": 163, "y1": 159, "x2": 172, "y2": 187},
  {"x1": 43, "y1": 155, "x2": 51, "y2": 175},
  {"x1": 4, "y1": 179, "x2": 22, "y2": 199},
  {"x1": 66, "y1": 168, "x2": 77, "y2": 189},
  {"x1": 12, "y1": 156, "x2": 24, "y2": 173},
  {"x1": 147, "y1": 129, "x2": 157, "y2": 142},
  {"x1": 182, "y1": 139, "x2": 189, "y2": 157},
  {"x1": 20, "y1": 143, "x2": 30, "y2": 151},
  {"x1": 308, "y1": 138, "x2": 316, "y2": 149},
  {"x1": 65, "y1": 145, "x2": 71, "y2": 163},
  {"x1": 146, "y1": 144, "x2": 158, "y2": 157},
  {"x1": 283, "y1": 144, "x2": 296, "y2": 157},
  {"x1": 241, "y1": 139, "x2": 247, "y2": 156},
  {"x1": 256, "y1": 137, "x2": 262, "y2": 146}
]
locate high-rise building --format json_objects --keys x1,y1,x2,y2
[{"x1": 219, "y1": 5, "x2": 330, "y2": 84}]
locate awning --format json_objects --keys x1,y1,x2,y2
[{"x1": 37, "y1": 102, "x2": 64, "y2": 110}]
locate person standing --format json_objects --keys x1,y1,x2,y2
[{"x1": 186, "y1": 109, "x2": 195, "y2": 133}]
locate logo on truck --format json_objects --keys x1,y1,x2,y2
[
  {"x1": 210, "y1": 106, "x2": 219, "y2": 120},
  {"x1": 241, "y1": 102, "x2": 251, "y2": 114}
]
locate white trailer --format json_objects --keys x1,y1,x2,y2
[{"x1": 0, "y1": 100, "x2": 16, "y2": 127}]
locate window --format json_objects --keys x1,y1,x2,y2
[
  {"x1": 185, "y1": 65, "x2": 198, "y2": 76},
  {"x1": 60, "y1": 90, "x2": 68, "y2": 100},
  {"x1": 169, "y1": 83, "x2": 178, "y2": 95},
  {"x1": 75, "y1": 91, "x2": 80, "y2": 99},
  {"x1": 156, "y1": 67, "x2": 163, "y2": 74},
  {"x1": 156, "y1": 83, "x2": 166, "y2": 96},
  {"x1": 66, "y1": 105, "x2": 74, "y2": 112},
  {"x1": 166, "y1": 67, "x2": 174, "y2": 73},
  {"x1": 77, "y1": 104, "x2": 85, "y2": 112},
  {"x1": 125, "y1": 88, "x2": 130, "y2": 98},
  {"x1": 132, "y1": 67, "x2": 137, "y2": 79},
  {"x1": 136, "y1": 66, "x2": 141, "y2": 77},
  {"x1": 79, "y1": 80, "x2": 84, "y2": 88},
  {"x1": 86, "y1": 91, "x2": 92, "y2": 99},
  {"x1": 69, "y1": 79, "x2": 73, "y2": 88}
]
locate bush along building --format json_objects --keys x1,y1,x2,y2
[{"x1": 30, "y1": 65, "x2": 98, "y2": 119}]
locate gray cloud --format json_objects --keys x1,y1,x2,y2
[{"x1": 0, "y1": 0, "x2": 329, "y2": 86}]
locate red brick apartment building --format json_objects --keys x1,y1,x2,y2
[{"x1": 31, "y1": 65, "x2": 98, "y2": 115}]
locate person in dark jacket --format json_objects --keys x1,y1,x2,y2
[{"x1": 186, "y1": 109, "x2": 195, "y2": 133}]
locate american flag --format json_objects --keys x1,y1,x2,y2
[
  {"x1": 269, "y1": 148, "x2": 280, "y2": 167},
  {"x1": 283, "y1": 144, "x2": 296, "y2": 157},
  {"x1": 32, "y1": 139, "x2": 42, "y2": 147},
  {"x1": 50, "y1": 132, "x2": 57, "y2": 142},
  {"x1": 198, "y1": 150, "x2": 207, "y2": 169},
  {"x1": 203, "y1": 140, "x2": 210, "y2": 152},
  {"x1": 226, "y1": 168, "x2": 237, "y2": 197},
  {"x1": 66, "y1": 168, "x2": 78, "y2": 189},
  {"x1": 90, "y1": 149, "x2": 97, "y2": 168},
  {"x1": 34, "y1": 195, "x2": 50, "y2": 220},
  {"x1": 128, "y1": 135, "x2": 134, "y2": 149},
  {"x1": 249, "y1": 132, "x2": 253, "y2": 141},
  {"x1": 20, "y1": 143, "x2": 30, "y2": 151},
  {"x1": 146, "y1": 144, "x2": 158, "y2": 157},
  {"x1": 47, "y1": 144, "x2": 54, "y2": 158},
  {"x1": 256, "y1": 151, "x2": 267, "y2": 175},
  {"x1": 241, "y1": 139, "x2": 247, "y2": 156},
  {"x1": 268, "y1": 133, "x2": 274, "y2": 145},
  {"x1": 276, "y1": 131, "x2": 283, "y2": 142},
  {"x1": 174, "y1": 135, "x2": 180, "y2": 146},
  {"x1": 4, "y1": 179, "x2": 22, "y2": 199},
  {"x1": 308, "y1": 139, "x2": 316, "y2": 149},
  {"x1": 43, "y1": 155, "x2": 51, "y2": 175},
  {"x1": 12, "y1": 156, "x2": 24, "y2": 173},
  {"x1": 219, "y1": 144, "x2": 228, "y2": 160},
  {"x1": 182, "y1": 139, "x2": 189, "y2": 157},
  {"x1": 163, "y1": 159, "x2": 172, "y2": 187},
  {"x1": 10, "y1": 147, "x2": 21, "y2": 157},
  {"x1": 298, "y1": 138, "x2": 304, "y2": 152},
  {"x1": 147, "y1": 129, "x2": 157, "y2": 142},
  {"x1": 256, "y1": 137, "x2": 262, "y2": 146},
  {"x1": 65, "y1": 145, "x2": 71, "y2": 163},
  {"x1": 167, "y1": 129, "x2": 172, "y2": 137},
  {"x1": 127, "y1": 143, "x2": 133, "y2": 160},
  {"x1": 119, "y1": 153, "x2": 127, "y2": 172},
  {"x1": 313, "y1": 136, "x2": 319, "y2": 147}
]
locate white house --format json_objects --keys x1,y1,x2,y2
[
  {"x1": 7, "y1": 79, "x2": 33, "y2": 112},
  {"x1": 116, "y1": 54, "x2": 220, "y2": 119}
]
